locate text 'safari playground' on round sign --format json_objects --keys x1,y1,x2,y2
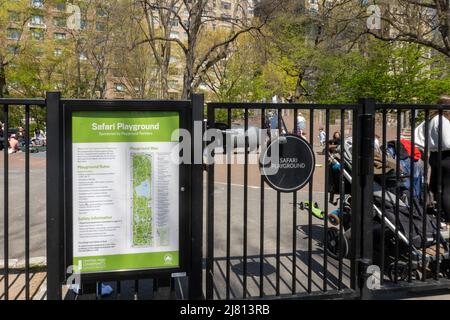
[{"x1": 260, "y1": 135, "x2": 315, "y2": 193}]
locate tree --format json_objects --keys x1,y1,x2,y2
[
  {"x1": 363, "y1": 0, "x2": 450, "y2": 57},
  {"x1": 138, "y1": 0, "x2": 180, "y2": 99},
  {"x1": 134, "y1": 0, "x2": 284, "y2": 99},
  {"x1": 113, "y1": 24, "x2": 159, "y2": 99},
  {"x1": 214, "y1": 0, "x2": 450, "y2": 104},
  {"x1": 0, "y1": 0, "x2": 32, "y2": 97},
  {"x1": 201, "y1": 33, "x2": 271, "y2": 102}
]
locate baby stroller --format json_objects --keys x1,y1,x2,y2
[{"x1": 326, "y1": 137, "x2": 450, "y2": 281}]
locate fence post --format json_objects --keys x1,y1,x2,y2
[
  {"x1": 356, "y1": 98, "x2": 376, "y2": 300},
  {"x1": 46, "y1": 92, "x2": 64, "y2": 300},
  {"x1": 189, "y1": 93, "x2": 204, "y2": 299}
]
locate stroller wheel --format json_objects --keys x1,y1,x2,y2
[
  {"x1": 328, "y1": 210, "x2": 341, "y2": 226},
  {"x1": 326, "y1": 227, "x2": 348, "y2": 260},
  {"x1": 387, "y1": 261, "x2": 409, "y2": 282}
]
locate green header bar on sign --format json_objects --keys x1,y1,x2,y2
[{"x1": 72, "y1": 111, "x2": 180, "y2": 143}]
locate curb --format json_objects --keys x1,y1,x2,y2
[{"x1": 0, "y1": 257, "x2": 47, "y2": 271}]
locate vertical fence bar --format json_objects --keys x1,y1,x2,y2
[
  {"x1": 380, "y1": 108, "x2": 387, "y2": 285},
  {"x1": 276, "y1": 191, "x2": 281, "y2": 296},
  {"x1": 421, "y1": 109, "x2": 430, "y2": 281},
  {"x1": 259, "y1": 109, "x2": 265, "y2": 298},
  {"x1": 190, "y1": 93, "x2": 204, "y2": 300},
  {"x1": 226, "y1": 108, "x2": 231, "y2": 300},
  {"x1": 308, "y1": 109, "x2": 314, "y2": 293},
  {"x1": 134, "y1": 279, "x2": 139, "y2": 300},
  {"x1": 358, "y1": 98, "x2": 375, "y2": 300},
  {"x1": 276, "y1": 108, "x2": 281, "y2": 297},
  {"x1": 243, "y1": 108, "x2": 249, "y2": 299},
  {"x1": 116, "y1": 281, "x2": 121, "y2": 298},
  {"x1": 206, "y1": 105, "x2": 215, "y2": 300},
  {"x1": 350, "y1": 107, "x2": 361, "y2": 291},
  {"x1": 292, "y1": 109, "x2": 298, "y2": 295},
  {"x1": 408, "y1": 108, "x2": 416, "y2": 282},
  {"x1": 394, "y1": 110, "x2": 402, "y2": 282},
  {"x1": 3, "y1": 104, "x2": 9, "y2": 301},
  {"x1": 25, "y1": 105, "x2": 30, "y2": 300},
  {"x1": 435, "y1": 110, "x2": 443, "y2": 278},
  {"x1": 46, "y1": 92, "x2": 64, "y2": 300},
  {"x1": 323, "y1": 109, "x2": 330, "y2": 291},
  {"x1": 338, "y1": 109, "x2": 345, "y2": 290}
]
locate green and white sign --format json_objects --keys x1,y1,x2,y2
[{"x1": 72, "y1": 111, "x2": 180, "y2": 273}]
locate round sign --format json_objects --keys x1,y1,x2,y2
[{"x1": 260, "y1": 135, "x2": 315, "y2": 193}]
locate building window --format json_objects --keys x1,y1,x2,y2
[
  {"x1": 31, "y1": 0, "x2": 44, "y2": 9},
  {"x1": 96, "y1": 8, "x2": 107, "y2": 17},
  {"x1": 31, "y1": 29, "x2": 44, "y2": 41},
  {"x1": 54, "y1": 32, "x2": 66, "y2": 40},
  {"x1": 96, "y1": 22, "x2": 106, "y2": 31},
  {"x1": 79, "y1": 52, "x2": 88, "y2": 61},
  {"x1": 169, "y1": 80, "x2": 178, "y2": 89},
  {"x1": 80, "y1": 20, "x2": 87, "y2": 30},
  {"x1": 54, "y1": 82, "x2": 64, "y2": 90},
  {"x1": 8, "y1": 11, "x2": 20, "y2": 22},
  {"x1": 114, "y1": 83, "x2": 125, "y2": 92},
  {"x1": 31, "y1": 15, "x2": 44, "y2": 25},
  {"x1": 7, "y1": 28, "x2": 21, "y2": 40},
  {"x1": 7, "y1": 45, "x2": 20, "y2": 55},
  {"x1": 221, "y1": 1, "x2": 231, "y2": 10},
  {"x1": 170, "y1": 31, "x2": 179, "y2": 39},
  {"x1": 53, "y1": 17, "x2": 67, "y2": 27},
  {"x1": 54, "y1": 48, "x2": 63, "y2": 57},
  {"x1": 55, "y1": 2, "x2": 66, "y2": 11}
]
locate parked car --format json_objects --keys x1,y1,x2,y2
[{"x1": 211, "y1": 122, "x2": 261, "y2": 153}]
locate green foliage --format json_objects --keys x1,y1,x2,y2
[
  {"x1": 311, "y1": 41, "x2": 450, "y2": 104},
  {"x1": 213, "y1": 18, "x2": 450, "y2": 105}
]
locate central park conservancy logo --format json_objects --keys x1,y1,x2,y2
[{"x1": 164, "y1": 254, "x2": 174, "y2": 265}]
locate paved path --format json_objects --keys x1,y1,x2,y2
[{"x1": 0, "y1": 152, "x2": 46, "y2": 260}]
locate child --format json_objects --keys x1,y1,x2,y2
[{"x1": 319, "y1": 128, "x2": 326, "y2": 146}]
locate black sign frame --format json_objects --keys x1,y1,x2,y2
[
  {"x1": 62, "y1": 101, "x2": 191, "y2": 283},
  {"x1": 260, "y1": 134, "x2": 316, "y2": 193}
]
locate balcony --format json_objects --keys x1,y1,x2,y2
[{"x1": 28, "y1": 22, "x2": 47, "y2": 29}]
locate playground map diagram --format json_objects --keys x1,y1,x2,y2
[{"x1": 132, "y1": 153, "x2": 153, "y2": 247}]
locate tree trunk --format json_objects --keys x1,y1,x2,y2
[
  {"x1": 182, "y1": 51, "x2": 195, "y2": 100},
  {"x1": 160, "y1": 59, "x2": 170, "y2": 99},
  {"x1": 0, "y1": 61, "x2": 7, "y2": 98}
]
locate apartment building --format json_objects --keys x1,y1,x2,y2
[{"x1": 4, "y1": 0, "x2": 255, "y2": 99}]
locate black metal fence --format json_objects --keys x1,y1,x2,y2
[
  {"x1": 205, "y1": 99, "x2": 450, "y2": 300},
  {"x1": 1, "y1": 93, "x2": 450, "y2": 300},
  {"x1": 205, "y1": 102, "x2": 361, "y2": 300},
  {"x1": 369, "y1": 103, "x2": 450, "y2": 298},
  {"x1": 1, "y1": 98, "x2": 46, "y2": 300}
]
